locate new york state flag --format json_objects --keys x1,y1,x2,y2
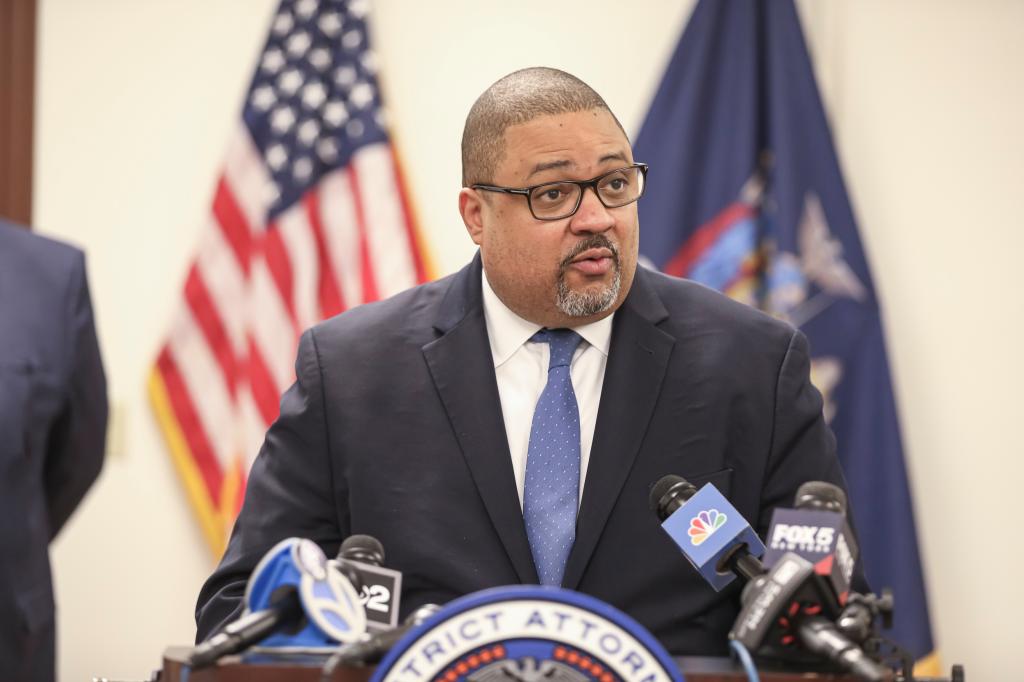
[{"x1": 633, "y1": 0, "x2": 936, "y2": 669}]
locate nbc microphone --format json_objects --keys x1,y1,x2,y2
[{"x1": 649, "y1": 474, "x2": 767, "y2": 589}]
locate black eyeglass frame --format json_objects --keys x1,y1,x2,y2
[{"x1": 470, "y1": 162, "x2": 649, "y2": 221}]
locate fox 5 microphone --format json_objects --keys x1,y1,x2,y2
[
  {"x1": 333, "y1": 534, "x2": 403, "y2": 631},
  {"x1": 649, "y1": 474, "x2": 766, "y2": 590},
  {"x1": 189, "y1": 538, "x2": 367, "y2": 669},
  {"x1": 763, "y1": 481, "x2": 858, "y2": 606}
]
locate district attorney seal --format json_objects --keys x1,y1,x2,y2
[{"x1": 371, "y1": 586, "x2": 683, "y2": 682}]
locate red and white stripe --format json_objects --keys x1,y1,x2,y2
[{"x1": 154, "y1": 125, "x2": 426, "y2": 536}]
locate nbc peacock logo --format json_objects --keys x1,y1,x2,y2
[{"x1": 688, "y1": 509, "x2": 727, "y2": 546}]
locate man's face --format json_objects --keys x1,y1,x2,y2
[{"x1": 459, "y1": 109, "x2": 640, "y2": 328}]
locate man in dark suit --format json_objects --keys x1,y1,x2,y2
[
  {"x1": 0, "y1": 219, "x2": 108, "y2": 681},
  {"x1": 196, "y1": 68, "x2": 855, "y2": 655}
]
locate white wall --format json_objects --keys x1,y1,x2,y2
[{"x1": 33, "y1": 1, "x2": 1023, "y2": 679}]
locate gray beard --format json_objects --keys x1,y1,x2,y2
[{"x1": 555, "y1": 267, "x2": 621, "y2": 317}]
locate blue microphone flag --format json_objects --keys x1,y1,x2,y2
[
  {"x1": 660, "y1": 483, "x2": 766, "y2": 591},
  {"x1": 246, "y1": 537, "x2": 367, "y2": 650},
  {"x1": 764, "y1": 507, "x2": 857, "y2": 605}
]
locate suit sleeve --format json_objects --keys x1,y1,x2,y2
[
  {"x1": 43, "y1": 251, "x2": 108, "y2": 538},
  {"x1": 759, "y1": 329, "x2": 870, "y2": 593},
  {"x1": 194, "y1": 327, "x2": 348, "y2": 642}
]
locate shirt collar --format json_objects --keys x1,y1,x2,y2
[{"x1": 481, "y1": 269, "x2": 614, "y2": 368}]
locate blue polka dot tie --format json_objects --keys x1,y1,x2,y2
[{"x1": 523, "y1": 328, "x2": 583, "y2": 586}]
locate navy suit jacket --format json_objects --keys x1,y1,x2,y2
[
  {"x1": 0, "y1": 221, "x2": 107, "y2": 682},
  {"x1": 196, "y1": 253, "x2": 855, "y2": 655}
]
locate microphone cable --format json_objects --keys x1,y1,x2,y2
[{"x1": 729, "y1": 639, "x2": 761, "y2": 682}]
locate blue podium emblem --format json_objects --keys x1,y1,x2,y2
[{"x1": 371, "y1": 586, "x2": 682, "y2": 682}]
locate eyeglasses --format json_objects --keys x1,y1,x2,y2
[{"x1": 471, "y1": 163, "x2": 648, "y2": 221}]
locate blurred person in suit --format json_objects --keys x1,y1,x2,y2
[{"x1": 0, "y1": 219, "x2": 108, "y2": 681}]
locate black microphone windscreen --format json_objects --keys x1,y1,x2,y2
[
  {"x1": 649, "y1": 475, "x2": 685, "y2": 512},
  {"x1": 794, "y1": 481, "x2": 847, "y2": 514},
  {"x1": 340, "y1": 534, "x2": 386, "y2": 565}
]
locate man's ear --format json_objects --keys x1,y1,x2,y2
[{"x1": 459, "y1": 187, "x2": 485, "y2": 246}]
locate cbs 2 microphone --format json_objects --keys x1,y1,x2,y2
[{"x1": 333, "y1": 534, "x2": 403, "y2": 631}]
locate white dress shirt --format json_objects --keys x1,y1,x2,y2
[{"x1": 480, "y1": 271, "x2": 613, "y2": 508}]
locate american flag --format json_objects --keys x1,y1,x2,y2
[{"x1": 149, "y1": 0, "x2": 428, "y2": 555}]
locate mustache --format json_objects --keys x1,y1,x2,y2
[{"x1": 559, "y1": 234, "x2": 620, "y2": 270}]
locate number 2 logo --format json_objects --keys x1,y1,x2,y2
[{"x1": 360, "y1": 584, "x2": 391, "y2": 613}]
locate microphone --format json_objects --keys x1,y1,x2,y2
[
  {"x1": 836, "y1": 590, "x2": 893, "y2": 644},
  {"x1": 651, "y1": 476, "x2": 888, "y2": 681},
  {"x1": 338, "y1": 534, "x2": 385, "y2": 565},
  {"x1": 649, "y1": 475, "x2": 767, "y2": 590},
  {"x1": 763, "y1": 481, "x2": 859, "y2": 606},
  {"x1": 795, "y1": 480, "x2": 846, "y2": 512},
  {"x1": 189, "y1": 538, "x2": 367, "y2": 669},
  {"x1": 797, "y1": 618, "x2": 888, "y2": 682},
  {"x1": 322, "y1": 603, "x2": 441, "y2": 671},
  {"x1": 728, "y1": 495, "x2": 887, "y2": 682},
  {"x1": 333, "y1": 534, "x2": 404, "y2": 631},
  {"x1": 189, "y1": 587, "x2": 304, "y2": 668}
]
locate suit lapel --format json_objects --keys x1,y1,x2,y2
[
  {"x1": 422, "y1": 255, "x2": 539, "y2": 584},
  {"x1": 563, "y1": 268, "x2": 674, "y2": 589}
]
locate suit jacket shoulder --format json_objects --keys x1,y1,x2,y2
[
  {"x1": 641, "y1": 266, "x2": 797, "y2": 348},
  {"x1": 0, "y1": 221, "x2": 85, "y2": 334},
  {"x1": 307, "y1": 266, "x2": 460, "y2": 354}
]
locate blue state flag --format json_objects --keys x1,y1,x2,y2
[{"x1": 633, "y1": 0, "x2": 935, "y2": 666}]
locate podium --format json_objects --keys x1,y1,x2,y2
[{"x1": 160, "y1": 647, "x2": 885, "y2": 682}]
